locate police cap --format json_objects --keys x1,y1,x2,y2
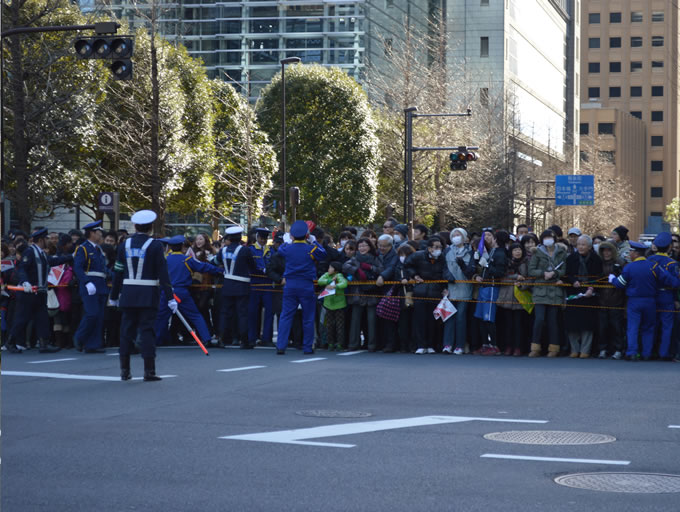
[
  {"x1": 83, "y1": 220, "x2": 103, "y2": 231},
  {"x1": 654, "y1": 232, "x2": 672, "y2": 249},
  {"x1": 131, "y1": 210, "x2": 157, "y2": 225},
  {"x1": 290, "y1": 220, "x2": 309, "y2": 238}
]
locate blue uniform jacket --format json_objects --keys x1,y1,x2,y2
[
  {"x1": 167, "y1": 252, "x2": 222, "y2": 288},
  {"x1": 647, "y1": 253, "x2": 679, "y2": 303},
  {"x1": 280, "y1": 240, "x2": 327, "y2": 282},
  {"x1": 73, "y1": 240, "x2": 109, "y2": 295},
  {"x1": 110, "y1": 234, "x2": 173, "y2": 308},
  {"x1": 214, "y1": 243, "x2": 257, "y2": 296},
  {"x1": 613, "y1": 257, "x2": 680, "y2": 298},
  {"x1": 249, "y1": 242, "x2": 272, "y2": 284},
  {"x1": 17, "y1": 244, "x2": 73, "y2": 292}
]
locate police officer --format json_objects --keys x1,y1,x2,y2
[
  {"x1": 154, "y1": 235, "x2": 222, "y2": 347},
  {"x1": 9, "y1": 228, "x2": 72, "y2": 353},
  {"x1": 215, "y1": 226, "x2": 256, "y2": 349},
  {"x1": 610, "y1": 241, "x2": 680, "y2": 360},
  {"x1": 248, "y1": 228, "x2": 274, "y2": 347},
  {"x1": 73, "y1": 220, "x2": 109, "y2": 353},
  {"x1": 647, "y1": 232, "x2": 680, "y2": 359},
  {"x1": 110, "y1": 210, "x2": 174, "y2": 381},
  {"x1": 275, "y1": 220, "x2": 327, "y2": 355}
]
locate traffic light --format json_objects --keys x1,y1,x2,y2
[
  {"x1": 449, "y1": 147, "x2": 479, "y2": 171},
  {"x1": 74, "y1": 36, "x2": 134, "y2": 80},
  {"x1": 289, "y1": 186, "x2": 301, "y2": 206}
]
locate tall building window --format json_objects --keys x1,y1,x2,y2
[
  {"x1": 588, "y1": 87, "x2": 600, "y2": 99},
  {"x1": 631, "y1": 11, "x2": 643, "y2": 22},
  {"x1": 630, "y1": 86, "x2": 642, "y2": 97},
  {"x1": 652, "y1": 36, "x2": 664, "y2": 47},
  {"x1": 480, "y1": 37, "x2": 489, "y2": 57},
  {"x1": 652, "y1": 12, "x2": 665, "y2": 22},
  {"x1": 480, "y1": 87, "x2": 489, "y2": 107},
  {"x1": 651, "y1": 111, "x2": 663, "y2": 122},
  {"x1": 589, "y1": 13, "x2": 600, "y2": 24},
  {"x1": 652, "y1": 86, "x2": 664, "y2": 97},
  {"x1": 609, "y1": 37, "x2": 621, "y2": 48},
  {"x1": 651, "y1": 161, "x2": 664, "y2": 172},
  {"x1": 480, "y1": 0, "x2": 489, "y2": 5},
  {"x1": 609, "y1": 12, "x2": 621, "y2": 23},
  {"x1": 609, "y1": 62, "x2": 621, "y2": 72},
  {"x1": 589, "y1": 38, "x2": 600, "y2": 49},
  {"x1": 630, "y1": 61, "x2": 642, "y2": 71},
  {"x1": 609, "y1": 87, "x2": 621, "y2": 98},
  {"x1": 651, "y1": 136, "x2": 664, "y2": 147},
  {"x1": 651, "y1": 187, "x2": 663, "y2": 198},
  {"x1": 631, "y1": 37, "x2": 643, "y2": 47},
  {"x1": 598, "y1": 123, "x2": 614, "y2": 135},
  {"x1": 588, "y1": 62, "x2": 600, "y2": 73},
  {"x1": 652, "y1": 61, "x2": 664, "y2": 68},
  {"x1": 630, "y1": 111, "x2": 642, "y2": 119},
  {"x1": 580, "y1": 123, "x2": 589, "y2": 135}
]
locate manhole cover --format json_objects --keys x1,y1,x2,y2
[
  {"x1": 295, "y1": 410, "x2": 373, "y2": 418},
  {"x1": 555, "y1": 473, "x2": 680, "y2": 493},
  {"x1": 484, "y1": 431, "x2": 616, "y2": 445}
]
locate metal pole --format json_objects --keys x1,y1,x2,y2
[
  {"x1": 403, "y1": 111, "x2": 408, "y2": 222},
  {"x1": 404, "y1": 107, "x2": 417, "y2": 231},
  {"x1": 281, "y1": 61, "x2": 286, "y2": 232}
]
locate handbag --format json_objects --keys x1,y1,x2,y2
[
  {"x1": 377, "y1": 286, "x2": 401, "y2": 322},
  {"x1": 474, "y1": 286, "x2": 499, "y2": 322},
  {"x1": 47, "y1": 288, "x2": 60, "y2": 317},
  {"x1": 514, "y1": 285, "x2": 534, "y2": 314}
]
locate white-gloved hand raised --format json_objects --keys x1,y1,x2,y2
[
  {"x1": 307, "y1": 234, "x2": 316, "y2": 244},
  {"x1": 283, "y1": 233, "x2": 292, "y2": 244},
  {"x1": 86, "y1": 282, "x2": 96, "y2": 295},
  {"x1": 608, "y1": 273, "x2": 617, "y2": 284}
]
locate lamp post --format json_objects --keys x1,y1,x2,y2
[{"x1": 280, "y1": 56, "x2": 301, "y2": 231}]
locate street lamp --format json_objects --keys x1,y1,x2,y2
[{"x1": 280, "y1": 56, "x2": 301, "y2": 231}]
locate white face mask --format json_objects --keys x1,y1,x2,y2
[
  {"x1": 399, "y1": 255, "x2": 406, "y2": 264},
  {"x1": 431, "y1": 249, "x2": 442, "y2": 258},
  {"x1": 593, "y1": 244, "x2": 600, "y2": 254},
  {"x1": 543, "y1": 238, "x2": 555, "y2": 247},
  {"x1": 340, "y1": 239, "x2": 347, "y2": 248},
  {"x1": 451, "y1": 235, "x2": 462, "y2": 246},
  {"x1": 394, "y1": 234, "x2": 402, "y2": 243}
]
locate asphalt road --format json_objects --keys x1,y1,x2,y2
[{"x1": 2, "y1": 346, "x2": 680, "y2": 511}]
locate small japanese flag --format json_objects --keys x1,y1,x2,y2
[{"x1": 433, "y1": 297, "x2": 457, "y2": 322}]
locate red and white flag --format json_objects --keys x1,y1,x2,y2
[
  {"x1": 48, "y1": 265, "x2": 66, "y2": 286},
  {"x1": 433, "y1": 297, "x2": 457, "y2": 322}
]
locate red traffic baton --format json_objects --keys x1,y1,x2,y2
[
  {"x1": 173, "y1": 294, "x2": 209, "y2": 356},
  {"x1": 6, "y1": 285, "x2": 37, "y2": 293}
]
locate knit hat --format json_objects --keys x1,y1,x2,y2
[
  {"x1": 548, "y1": 224, "x2": 563, "y2": 238},
  {"x1": 613, "y1": 225, "x2": 629, "y2": 240},
  {"x1": 450, "y1": 227, "x2": 468, "y2": 243},
  {"x1": 394, "y1": 224, "x2": 408, "y2": 237}
]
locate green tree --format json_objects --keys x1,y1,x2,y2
[{"x1": 256, "y1": 64, "x2": 381, "y2": 227}]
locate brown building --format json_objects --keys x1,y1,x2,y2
[{"x1": 580, "y1": 0, "x2": 679, "y2": 234}]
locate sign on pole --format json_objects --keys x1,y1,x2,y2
[
  {"x1": 98, "y1": 192, "x2": 115, "y2": 213},
  {"x1": 555, "y1": 175, "x2": 594, "y2": 206}
]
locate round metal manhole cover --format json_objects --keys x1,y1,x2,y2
[
  {"x1": 484, "y1": 430, "x2": 616, "y2": 445},
  {"x1": 555, "y1": 473, "x2": 680, "y2": 493},
  {"x1": 295, "y1": 410, "x2": 373, "y2": 418}
]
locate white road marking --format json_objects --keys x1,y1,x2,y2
[
  {"x1": 290, "y1": 357, "x2": 327, "y2": 364},
  {"x1": 669, "y1": 425, "x2": 680, "y2": 429},
  {"x1": 107, "y1": 353, "x2": 119, "y2": 356},
  {"x1": 221, "y1": 415, "x2": 548, "y2": 448},
  {"x1": 2, "y1": 371, "x2": 176, "y2": 382},
  {"x1": 481, "y1": 454, "x2": 630, "y2": 466},
  {"x1": 28, "y1": 358, "x2": 78, "y2": 364},
  {"x1": 337, "y1": 350, "x2": 367, "y2": 356},
  {"x1": 217, "y1": 366, "x2": 267, "y2": 373}
]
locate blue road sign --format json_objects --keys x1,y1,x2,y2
[{"x1": 555, "y1": 175, "x2": 594, "y2": 206}]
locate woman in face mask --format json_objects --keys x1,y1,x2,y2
[
  {"x1": 395, "y1": 244, "x2": 416, "y2": 353},
  {"x1": 527, "y1": 229, "x2": 568, "y2": 357},
  {"x1": 404, "y1": 236, "x2": 447, "y2": 354},
  {"x1": 442, "y1": 228, "x2": 475, "y2": 354}
]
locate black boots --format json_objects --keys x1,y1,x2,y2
[
  {"x1": 143, "y1": 357, "x2": 162, "y2": 381},
  {"x1": 38, "y1": 338, "x2": 60, "y2": 353},
  {"x1": 120, "y1": 355, "x2": 132, "y2": 381},
  {"x1": 5, "y1": 336, "x2": 22, "y2": 354}
]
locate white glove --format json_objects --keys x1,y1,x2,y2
[
  {"x1": 108, "y1": 299, "x2": 119, "y2": 307},
  {"x1": 608, "y1": 273, "x2": 616, "y2": 284},
  {"x1": 283, "y1": 233, "x2": 292, "y2": 244},
  {"x1": 168, "y1": 299, "x2": 178, "y2": 314},
  {"x1": 86, "y1": 282, "x2": 96, "y2": 296},
  {"x1": 22, "y1": 282, "x2": 33, "y2": 293},
  {"x1": 307, "y1": 234, "x2": 316, "y2": 244},
  {"x1": 474, "y1": 252, "x2": 480, "y2": 261}
]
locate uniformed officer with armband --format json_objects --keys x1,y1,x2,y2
[
  {"x1": 647, "y1": 232, "x2": 680, "y2": 360},
  {"x1": 73, "y1": 220, "x2": 109, "y2": 353},
  {"x1": 275, "y1": 220, "x2": 327, "y2": 355},
  {"x1": 610, "y1": 240, "x2": 680, "y2": 360},
  {"x1": 110, "y1": 210, "x2": 174, "y2": 381},
  {"x1": 154, "y1": 235, "x2": 222, "y2": 347},
  {"x1": 216, "y1": 226, "x2": 257, "y2": 349},
  {"x1": 8, "y1": 228, "x2": 73, "y2": 354},
  {"x1": 248, "y1": 228, "x2": 274, "y2": 347}
]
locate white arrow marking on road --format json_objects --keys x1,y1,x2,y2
[
  {"x1": 669, "y1": 425, "x2": 680, "y2": 429},
  {"x1": 217, "y1": 366, "x2": 266, "y2": 373},
  {"x1": 220, "y1": 415, "x2": 548, "y2": 448},
  {"x1": 481, "y1": 454, "x2": 630, "y2": 465},
  {"x1": 336, "y1": 350, "x2": 367, "y2": 356},
  {"x1": 2, "y1": 371, "x2": 176, "y2": 382},
  {"x1": 28, "y1": 358, "x2": 78, "y2": 364},
  {"x1": 290, "y1": 358, "x2": 327, "y2": 363}
]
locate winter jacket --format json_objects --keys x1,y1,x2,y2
[
  {"x1": 265, "y1": 248, "x2": 285, "y2": 284},
  {"x1": 443, "y1": 244, "x2": 475, "y2": 300},
  {"x1": 475, "y1": 247, "x2": 507, "y2": 283},
  {"x1": 528, "y1": 243, "x2": 568, "y2": 305},
  {"x1": 342, "y1": 252, "x2": 383, "y2": 306},
  {"x1": 564, "y1": 249, "x2": 603, "y2": 329},
  {"x1": 317, "y1": 272, "x2": 348, "y2": 310},
  {"x1": 404, "y1": 250, "x2": 446, "y2": 298},
  {"x1": 597, "y1": 243, "x2": 626, "y2": 307},
  {"x1": 377, "y1": 248, "x2": 399, "y2": 282},
  {"x1": 497, "y1": 258, "x2": 529, "y2": 310},
  {"x1": 616, "y1": 240, "x2": 632, "y2": 263}
]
